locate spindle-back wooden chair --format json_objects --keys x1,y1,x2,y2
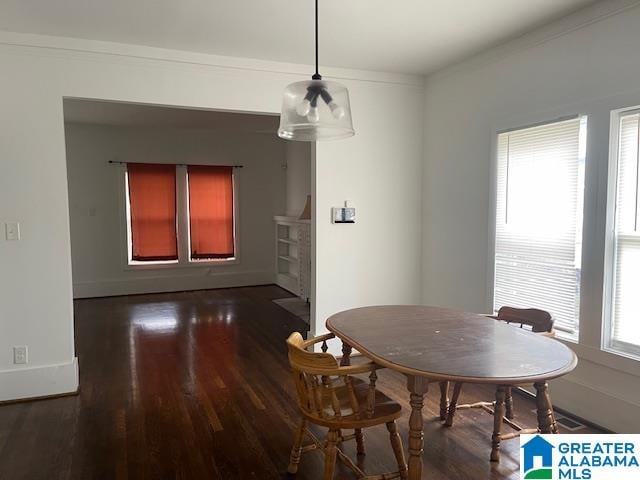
[
  {"x1": 439, "y1": 306, "x2": 556, "y2": 462},
  {"x1": 286, "y1": 332, "x2": 407, "y2": 480}
]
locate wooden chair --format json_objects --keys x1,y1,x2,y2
[
  {"x1": 439, "y1": 307, "x2": 556, "y2": 462},
  {"x1": 286, "y1": 332, "x2": 408, "y2": 480}
]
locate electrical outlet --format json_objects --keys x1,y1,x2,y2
[
  {"x1": 13, "y1": 346, "x2": 27, "y2": 364},
  {"x1": 5, "y1": 222, "x2": 20, "y2": 241}
]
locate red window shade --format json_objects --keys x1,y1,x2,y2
[
  {"x1": 127, "y1": 163, "x2": 178, "y2": 261},
  {"x1": 188, "y1": 165, "x2": 235, "y2": 259}
]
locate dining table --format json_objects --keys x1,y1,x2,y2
[{"x1": 326, "y1": 305, "x2": 578, "y2": 480}]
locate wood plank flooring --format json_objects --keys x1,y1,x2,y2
[{"x1": 0, "y1": 286, "x2": 599, "y2": 480}]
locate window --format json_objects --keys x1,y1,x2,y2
[
  {"x1": 187, "y1": 166, "x2": 235, "y2": 260},
  {"x1": 125, "y1": 163, "x2": 236, "y2": 266},
  {"x1": 126, "y1": 163, "x2": 178, "y2": 262},
  {"x1": 605, "y1": 111, "x2": 640, "y2": 357},
  {"x1": 494, "y1": 117, "x2": 586, "y2": 338}
]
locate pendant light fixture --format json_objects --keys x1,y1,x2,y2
[{"x1": 278, "y1": 0, "x2": 355, "y2": 141}]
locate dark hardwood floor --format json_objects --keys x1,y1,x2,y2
[{"x1": 0, "y1": 286, "x2": 598, "y2": 480}]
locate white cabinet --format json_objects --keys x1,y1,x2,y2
[{"x1": 274, "y1": 216, "x2": 311, "y2": 300}]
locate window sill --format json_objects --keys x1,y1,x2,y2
[
  {"x1": 603, "y1": 341, "x2": 640, "y2": 364},
  {"x1": 555, "y1": 338, "x2": 640, "y2": 378},
  {"x1": 555, "y1": 330, "x2": 579, "y2": 344},
  {"x1": 124, "y1": 258, "x2": 239, "y2": 271}
]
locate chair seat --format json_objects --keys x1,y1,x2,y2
[{"x1": 302, "y1": 377, "x2": 402, "y2": 429}]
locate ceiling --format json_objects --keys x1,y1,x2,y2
[
  {"x1": 1, "y1": 0, "x2": 597, "y2": 75},
  {"x1": 63, "y1": 99, "x2": 279, "y2": 132}
]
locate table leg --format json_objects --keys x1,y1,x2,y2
[
  {"x1": 490, "y1": 385, "x2": 507, "y2": 462},
  {"x1": 340, "y1": 342, "x2": 353, "y2": 366},
  {"x1": 406, "y1": 376, "x2": 429, "y2": 480},
  {"x1": 505, "y1": 387, "x2": 514, "y2": 420},
  {"x1": 445, "y1": 382, "x2": 463, "y2": 427},
  {"x1": 534, "y1": 381, "x2": 558, "y2": 434},
  {"x1": 439, "y1": 381, "x2": 449, "y2": 421}
]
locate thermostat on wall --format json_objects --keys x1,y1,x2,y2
[{"x1": 332, "y1": 201, "x2": 355, "y2": 224}]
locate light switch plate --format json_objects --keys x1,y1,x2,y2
[{"x1": 5, "y1": 222, "x2": 20, "y2": 241}]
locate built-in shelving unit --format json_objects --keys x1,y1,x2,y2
[
  {"x1": 274, "y1": 216, "x2": 310, "y2": 300},
  {"x1": 278, "y1": 238, "x2": 297, "y2": 245}
]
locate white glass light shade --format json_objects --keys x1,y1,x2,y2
[{"x1": 278, "y1": 79, "x2": 354, "y2": 141}]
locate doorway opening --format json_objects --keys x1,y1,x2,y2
[{"x1": 63, "y1": 98, "x2": 314, "y2": 328}]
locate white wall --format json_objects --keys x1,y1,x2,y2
[
  {"x1": 422, "y1": 0, "x2": 640, "y2": 432},
  {"x1": 285, "y1": 141, "x2": 311, "y2": 217},
  {"x1": 315, "y1": 76, "x2": 425, "y2": 340},
  {"x1": 0, "y1": 31, "x2": 424, "y2": 400},
  {"x1": 65, "y1": 123, "x2": 286, "y2": 298}
]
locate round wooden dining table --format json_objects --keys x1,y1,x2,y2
[{"x1": 326, "y1": 305, "x2": 578, "y2": 480}]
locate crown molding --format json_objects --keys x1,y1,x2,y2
[
  {"x1": 0, "y1": 30, "x2": 425, "y2": 88},
  {"x1": 426, "y1": 0, "x2": 640, "y2": 85}
]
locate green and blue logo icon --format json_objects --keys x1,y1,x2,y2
[{"x1": 522, "y1": 435, "x2": 554, "y2": 479}]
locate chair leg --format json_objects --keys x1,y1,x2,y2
[
  {"x1": 490, "y1": 386, "x2": 507, "y2": 462},
  {"x1": 386, "y1": 421, "x2": 408, "y2": 480},
  {"x1": 355, "y1": 428, "x2": 365, "y2": 455},
  {"x1": 439, "y1": 381, "x2": 450, "y2": 421},
  {"x1": 287, "y1": 419, "x2": 307, "y2": 474},
  {"x1": 323, "y1": 429, "x2": 339, "y2": 480},
  {"x1": 505, "y1": 387, "x2": 514, "y2": 420},
  {"x1": 445, "y1": 382, "x2": 463, "y2": 427}
]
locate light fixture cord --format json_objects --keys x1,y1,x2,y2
[{"x1": 314, "y1": 0, "x2": 319, "y2": 78}]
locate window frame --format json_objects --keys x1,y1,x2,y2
[
  {"x1": 487, "y1": 103, "x2": 640, "y2": 375},
  {"x1": 185, "y1": 165, "x2": 237, "y2": 263},
  {"x1": 603, "y1": 106, "x2": 640, "y2": 360},
  {"x1": 489, "y1": 115, "x2": 587, "y2": 343},
  {"x1": 118, "y1": 163, "x2": 240, "y2": 270}
]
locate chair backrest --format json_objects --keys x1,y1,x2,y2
[
  {"x1": 286, "y1": 332, "x2": 377, "y2": 421},
  {"x1": 490, "y1": 306, "x2": 554, "y2": 333}
]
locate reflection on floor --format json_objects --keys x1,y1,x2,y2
[{"x1": 0, "y1": 285, "x2": 600, "y2": 479}]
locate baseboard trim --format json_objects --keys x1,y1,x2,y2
[
  {"x1": 76, "y1": 282, "x2": 280, "y2": 300},
  {"x1": 73, "y1": 271, "x2": 274, "y2": 299},
  {"x1": 520, "y1": 376, "x2": 640, "y2": 433},
  {"x1": 0, "y1": 389, "x2": 78, "y2": 406},
  {"x1": 513, "y1": 387, "x2": 614, "y2": 433},
  {"x1": 0, "y1": 358, "x2": 79, "y2": 402}
]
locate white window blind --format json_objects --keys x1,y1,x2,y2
[
  {"x1": 608, "y1": 112, "x2": 640, "y2": 356},
  {"x1": 494, "y1": 117, "x2": 586, "y2": 335}
]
